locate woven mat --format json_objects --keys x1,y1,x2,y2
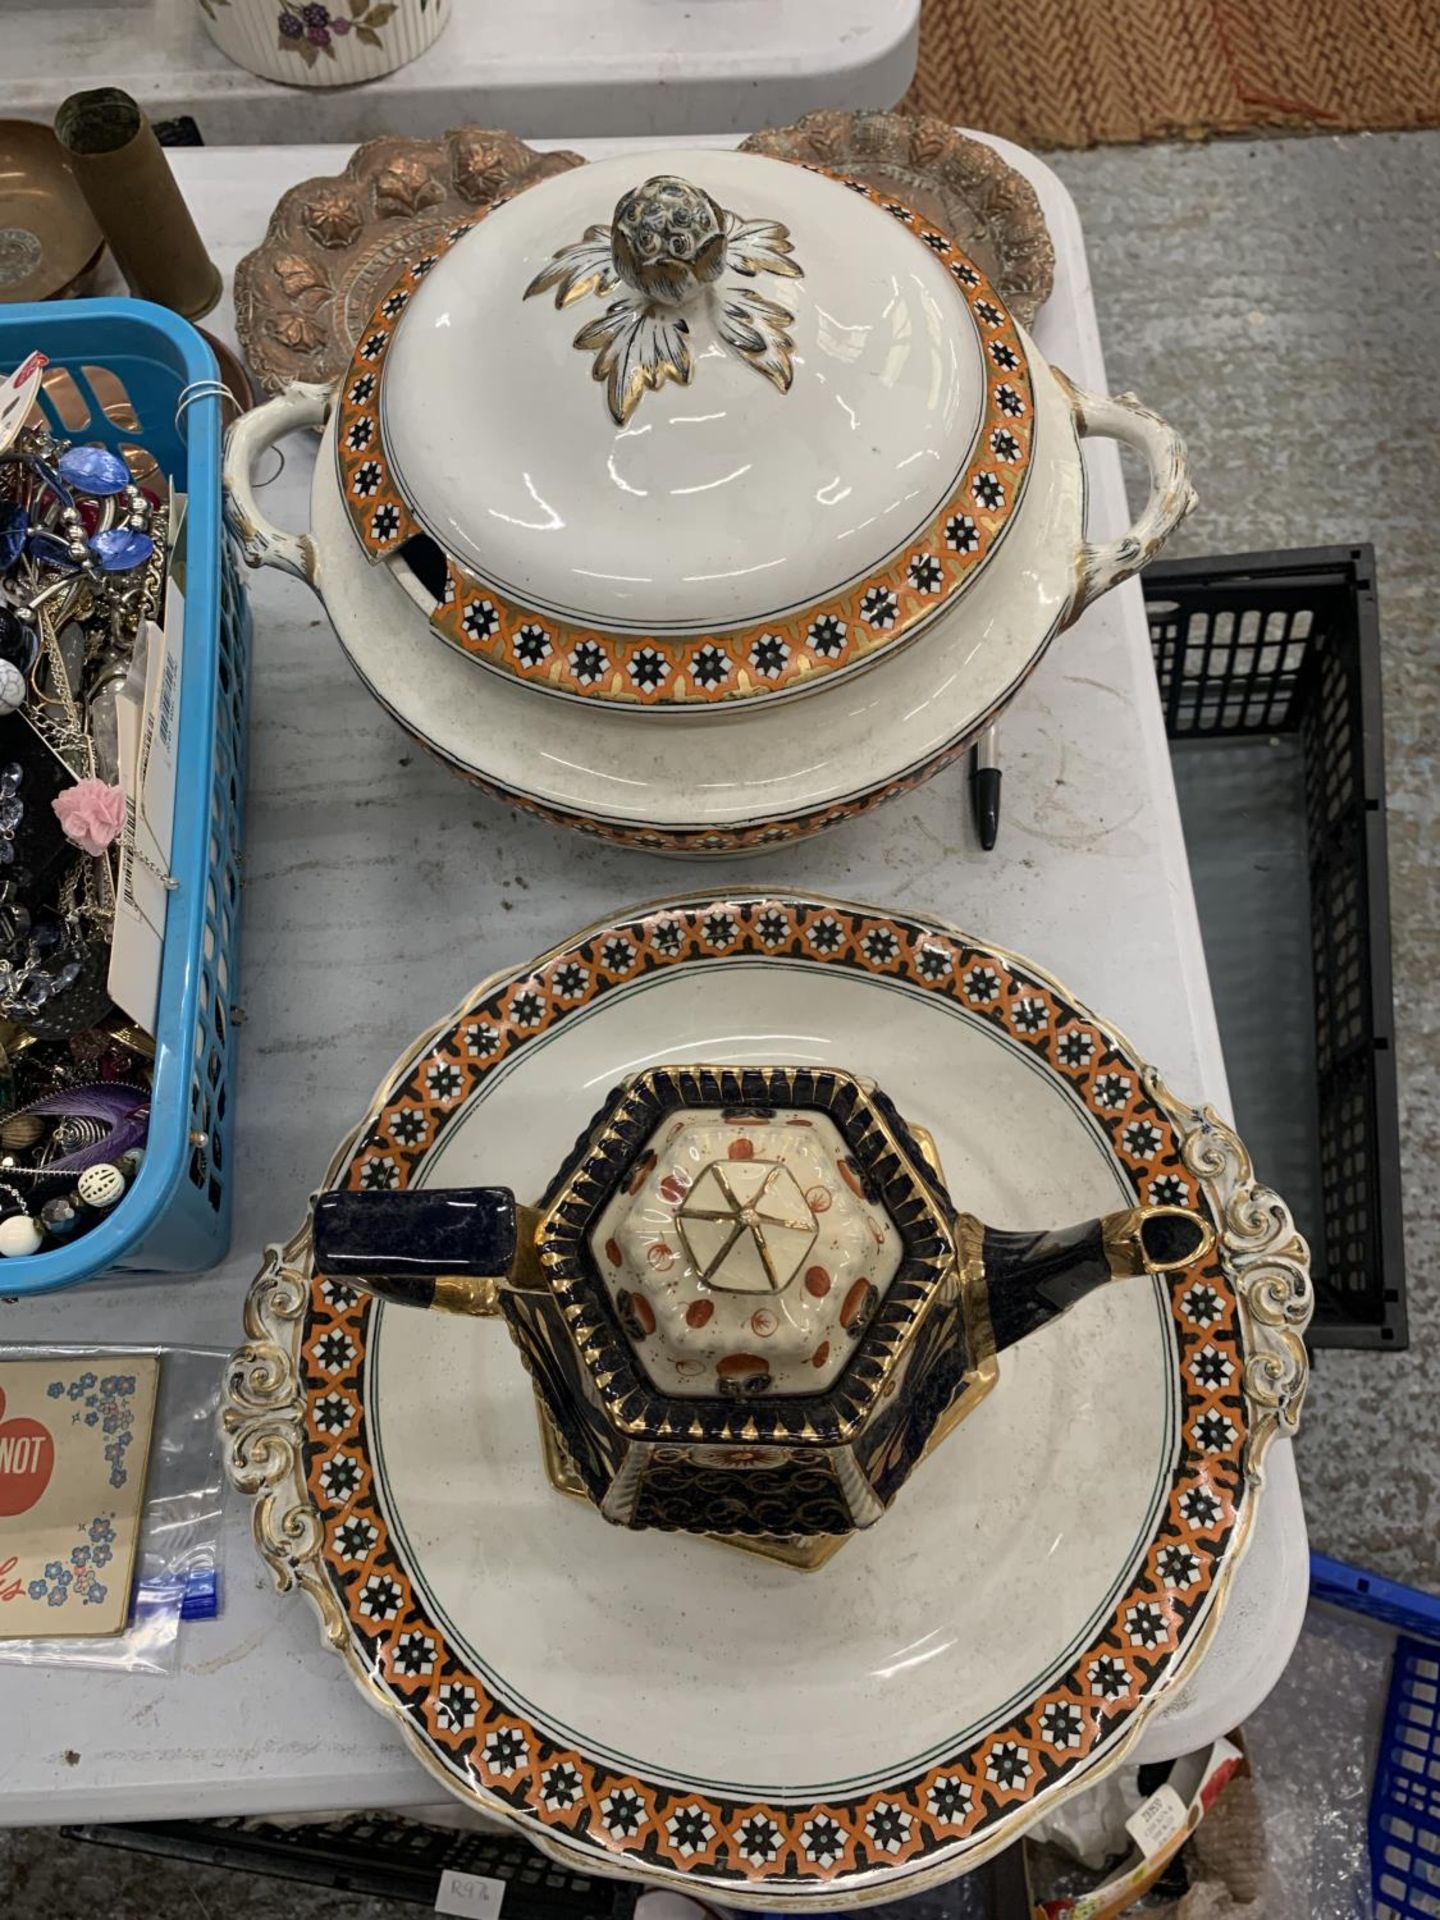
[{"x1": 905, "y1": 0, "x2": 1440, "y2": 147}]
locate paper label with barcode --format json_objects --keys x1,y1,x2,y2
[
  {"x1": 434, "y1": 1869, "x2": 505, "y2": 1919},
  {"x1": 1125, "y1": 1781, "x2": 1188, "y2": 1860},
  {"x1": 107, "y1": 490, "x2": 186, "y2": 1034}
]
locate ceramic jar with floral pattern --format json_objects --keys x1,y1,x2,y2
[{"x1": 198, "y1": 0, "x2": 451, "y2": 87}]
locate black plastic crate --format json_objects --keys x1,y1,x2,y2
[
  {"x1": 1144, "y1": 545, "x2": 1406, "y2": 1349},
  {"x1": 66, "y1": 1814, "x2": 1006, "y2": 1914},
  {"x1": 65, "y1": 1814, "x2": 642, "y2": 1914}
]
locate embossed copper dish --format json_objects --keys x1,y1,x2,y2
[
  {"x1": 741, "y1": 110, "x2": 1055, "y2": 329},
  {"x1": 233, "y1": 127, "x2": 584, "y2": 394}
]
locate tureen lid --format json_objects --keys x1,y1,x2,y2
[{"x1": 335, "y1": 148, "x2": 1036, "y2": 709}]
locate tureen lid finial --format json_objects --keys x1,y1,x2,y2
[
  {"x1": 609, "y1": 175, "x2": 728, "y2": 307},
  {"x1": 522, "y1": 165, "x2": 806, "y2": 425}
]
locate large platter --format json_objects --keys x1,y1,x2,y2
[{"x1": 224, "y1": 895, "x2": 1310, "y2": 1903}]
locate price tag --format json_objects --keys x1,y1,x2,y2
[
  {"x1": 435, "y1": 1869, "x2": 506, "y2": 1920},
  {"x1": 109, "y1": 488, "x2": 186, "y2": 1035},
  {"x1": 1124, "y1": 1781, "x2": 1188, "y2": 1861},
  {"x1": 0, "y1": 351, "x2": 46, "y2": 456}
]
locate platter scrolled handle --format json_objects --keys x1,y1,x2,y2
[
  {"x1": 1059, "y1": 373, "x2": 1198, "y2": 618},
  {"x1": 222, "y1": 379, "x2": 331, "y2": 586}
]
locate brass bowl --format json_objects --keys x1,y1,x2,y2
[{"x1": 0, "y1": 121, "x2": 104, "y2": 302}]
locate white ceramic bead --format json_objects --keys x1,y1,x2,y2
[
  {"x1": 0, "y1": 660, "x2": 25, "y2": 715},
  {"x1": 77, "y1": 1163, "x2": 125, "y2": 1209},
  {"x1": 0, "y1": 1212, "x2": 43, "y2": 1256}
]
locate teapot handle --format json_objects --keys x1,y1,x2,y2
[
  {"x1": 1058, "y1": 372, "x2": 1197, "y2": 619},
  {"x1": 979, "y1": 1204, "x2": 1213, "y2": 1354},
  {"x1": 312, "y1": 1186, "x2": 535, "y2": 1316}
]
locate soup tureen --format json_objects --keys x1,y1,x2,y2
[
  {"x1": 314, "y1": 1062, "x2": 1210, "y2": 1566},
  {"x1": 226, "y1": 147, "x2": 1194, "y2": 849}
]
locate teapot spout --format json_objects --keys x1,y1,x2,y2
[{"x1": 977, "y1": 1205, "x2": 1214, "y2": 1355}]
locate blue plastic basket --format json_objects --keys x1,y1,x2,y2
[
  {"x1": 1372, "y1": 1641, "x2": 1440, "y2": 1920},
  {"x1": 0, "y1": 299, "x2": 249, "y2": 1293},
  {"x1": 1313, "y1": 1552, "x2": 1440, "y2": 1644},
  {"x1": 1308, "y1": 1554, "x2": 1440, "y2": 1918}
]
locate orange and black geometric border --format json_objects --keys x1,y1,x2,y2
[
  {"x1": 297, "y1": 897, "x2": 1249, "y2": 1892},
  {"x1": 333, "y1": 173, "x2": 1036, "y2": 708}
]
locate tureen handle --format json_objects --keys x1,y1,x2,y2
[
  {"x1": 313, "y1": 1187, "x2": 544, "y2": 1316},
  {"x1": 222, "y1": 380, "x2": 331, "y2": 586},
  {"x1": 1059, "y1": 374, "x2": 1197, "y2": 616}
]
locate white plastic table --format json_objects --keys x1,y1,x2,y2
[
  {"x1": 4, "y1": 0, "x2": 918, "y2": 144},
  {"x1": 0, "y1": 136, "x2": 1308, "y2": 1828}
]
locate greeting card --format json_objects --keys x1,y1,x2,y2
[{"x1": 0, "y1": 1355, "x2": 159, "y2": 1638}]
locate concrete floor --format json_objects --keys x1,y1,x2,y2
[
  {"x1": 2, "y1": 125, "x2": 1436, "y2": 1918},
  {"x1": 1049, "y1": 129, "x2": 1440, "y2": 1586}
]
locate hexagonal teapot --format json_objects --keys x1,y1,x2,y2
[{"x1": 314, "y1": 1065, "x2": 1212, "y2": 1565}]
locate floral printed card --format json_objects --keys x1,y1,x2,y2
[{"x1": 0, "y1": 1356, "x2": 158, "y2": 1638}]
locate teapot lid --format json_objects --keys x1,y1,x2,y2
[
  {"x1": 588, "y1": 1103, "x2": 905, "y2": 1399},
  {"x1": 334, "y1": 148, "x2": 1037, "y2": 709}
]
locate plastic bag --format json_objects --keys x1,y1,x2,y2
[{"x1": 0, "y1": 1343, "x2": 223, "y2": 1673}]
